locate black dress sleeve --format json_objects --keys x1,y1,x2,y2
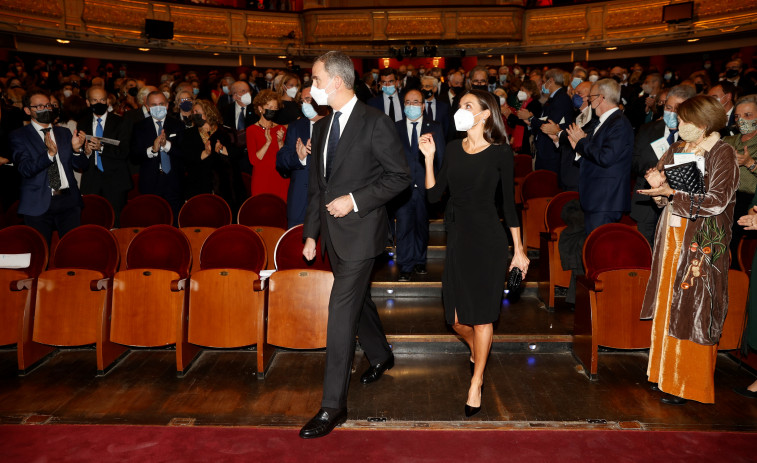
[
  {"x1": 427, "y1": 139, "x2": 454, "y2": 203},
  {"x1": 498, "y1": 144, "x2": 520, "y2": 228}
]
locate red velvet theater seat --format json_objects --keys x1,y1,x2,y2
[
  {"x1": 237, "y1": 194, "x2": 288, "y2": 230},
  {"x1": 521, "y1": 170, "x2": 561, "y2": 250}
]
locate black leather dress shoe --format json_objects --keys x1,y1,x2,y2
[
  {"x1": 660, "y1": 393, "x2": 687, "y2": 405},
  {"x1": 733, "y1": 387, "x2": 757, "y2": 399},
  {"x1": 398, "y1": 272, "x2": 412, "y2": 282},
  {"x1": 299, "y1": 408, "x2": 347, "y2": 439},
  {"x1": 360, "y1": 354, "x2": 394, "y2": 384},
  {"x1": 413, "y1": 264, "x2": 428, "y2": 275},
  {"x1": 650, "y1": 382, "x2": 660, "y2": 392}
]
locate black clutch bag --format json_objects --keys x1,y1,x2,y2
[
  {"x1": 507, "y1": 267, "x2": 522, "y2": 292},
  {"x1": 663, "y1": 161, "x2": 705, "y2": 195}
]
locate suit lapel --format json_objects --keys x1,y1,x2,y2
[
  {"x1": 314, "y1": 117, "x2": 329, "y2": 185},
  {"x1": 328, "y1": 101, "x2": 366, "y2": 181}
]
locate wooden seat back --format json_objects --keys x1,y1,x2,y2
[
  {"x1": 267, "y1": 269, "x2": 333, "y2": 349},
  {"x1": 521, "y1": 170, "x2": 561, "y2": 249}
]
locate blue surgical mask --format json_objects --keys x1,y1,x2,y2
[
  {"x1": 571, "y1": 77, "x2": 583, "y2": 89},
  {"x1": 663, "y1": 110, "x2": 678, "y2": 129},
  {"x1": 572, "y1": 93, "x2": 584, "y2": 109},
  {"x1": 302, "y1": 102, "x2": 318, "y2": 119},
  {"x1": 150, "y1": 105, "x2": 167, "y2": 120},
  {"x1": 222, "y1": 85, "x2": 230, "y2": 95},
  {"x1": 179, "y1": 100, "x2": 193, "y2": 112},
  {"x1": 192, "y1": 88, "x2": 200, "y2": 96},
  {"x1": 372, "y1": 72, "x2": 379, "y2": 81},
  {"x1": 382, "y1": 85, "x2": 396, "y2": 96},
  {"x1": 499, "y1": 74, "x2": 507, "y2": 83},
  {"x1": 542, "y1": 84, "x2": 550, "y2": 94},
  {"x1": 404, "y1": 105, "x2": 422, "y2": 121}
]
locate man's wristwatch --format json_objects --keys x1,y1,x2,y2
[{"x1": 748, "y1": 161, "x2": 757, "y2": 172}]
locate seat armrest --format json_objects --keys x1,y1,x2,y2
[
  {"x1": 10, "y1": 278, "x2": 34, "y2": 291},
  {"x1": 253, "y1": 279, "x2": 267, "y2": 291},
  {"x1": 576, "y1": 275, "x2": 603, "y2": 292}
]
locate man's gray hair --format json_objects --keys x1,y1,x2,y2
[
  {"x1": 421, "y1": 75, "x2": 438, "y2": 87},
  {"x1": 137, "y1": 86, "x2": 154, "y2": 106},
  {"x1": 593, "y1": 78, "x2": 621, "y2": 105},
  {"x1": 667, "y1": 84, "x2": 696, "y2": 102},
  {"x1": 735, "y1": 94, "x2": 757, "y2": 108},
  {"x1": 544, "y1": 68, "x2": 565, "y2": 86},
  {"x1": 314, "y1": 51, "x2": 354, "y2": 90}
]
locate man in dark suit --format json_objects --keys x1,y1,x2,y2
[
  {"x1": 526, "y1": 69, "x2": 575, "y2": 175},
  {"x1": 300, "y1": 51, "x2": 411, "y2": 439},
  {"x1": 0, "y1": 101, "x2": 24, "y2": 212},
  {"x1": 222, "y1": 80, "x2": 257, "y2": 174},
  {"x1": 629, "y1": 85, "x2": 693, "y2": 246},
  {"x1": 131, "y1": 91, "x2": 185, "y2": 222},
  {"x1": 275, "y1": 85, "x2": 329, "y2": 228},
  {"x1": 393, "y1": 89, "x2": 445, "y2": 281},
  {"x1": 367, "y1": 68, "x2": 403, "y2": 123},
  {"x1": 78, "y1": 86, "x2": 132, "y2": 226},
  {"x1": 420, "y1": 76, "x2": 450, "y2": 139},
  {"x1": 11, "y1": 91, "x2": 88, "y2": 243},
  {"x1": 566, "y1": 79, "x2": 634, "y2": 234},
  {"x1": 708, "y1": 81, "x2": 739, "y2": 137}
]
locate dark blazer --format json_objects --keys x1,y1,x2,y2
[
  {"x1": 276, "y1": 116, "x2": 313, "y2": 228},
  {"x1": 303, "y1": 100, "x2": 412, "y2": 260},
  {"x1": 630, "y1": 119, "x2": 667, "y2": 222},
  {"x1": 555, "y1": 110, "x2": 596, "y2": 192},
  {"x1": 530, "y1": 87, "x2": 575, "y2": 173},
  {"x1": 131, "y1": 115, "x2": 184, "y2": 196},
  {"x1": 367, "y1": 93, "x2": 404, "y2": 122},
  {"x1": 10, "y1": 124, "x2": 88, "y2": 216},
  {"x1": 222, "y1": 103, "x2": 257, "y2": 131},
  {"x1": 575, "y1": 109, "x2": 635, "y2": 213},
  {"x1": 77, "y1": 112, "x2": 132, "y2": 193},
  {"x1": 394, "y1": 118, "x2": 445, "y2": 190},
  {"x1": 423, "y1": 99, "x2": 450, "y2": 140}
]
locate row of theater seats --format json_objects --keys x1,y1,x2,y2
[
  {"x1": 523, "y1": 171, "x2": 755, "y2": 380},
  {"x1": 0, "y1": 220, "x2": 333, "y2": 378}
]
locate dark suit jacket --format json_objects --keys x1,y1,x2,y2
[
  {"x1": 10, "y1": 124, "x2": 88, "y2": 216},
  {"x1": 367, "y1": 93, "x2": 404, "y2": 122},
  {"x1": 630, "y1": 119, "x2": 667, "y2": 222},
  {"x1": 530, "y1": 87, "x2": 575, "y2": 172},
  {"x1": 77, "y1": 112, "x2": 132, "y2": 193},
  {"x1": 556, "y1": 109, "x2": 595, "y2": 192},
  {"x1": 575, "y1": 109, "x2": 634, "y2": 213},
  {"x1": 394, "y1": 118, "x2": 445, "y2": 191},
  {"x1": 303, "y1": 99, "x2": 412, "y2": 260},
  {"x1": 222, "y1": 103, "x2": 257, "y2": 131},
  {"x1": 423, "y1": 99, "x2": 450, "y2": 140},
  {"x1": 276, "y1": 116, "x2": 313, "y2": 228},
  {"x1": 131, "y1": 115, "x2": 184, "y2": 195}
]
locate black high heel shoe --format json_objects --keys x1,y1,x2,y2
[{"x1": 465, "y1": 384, "x2": 483, "y2": 417}]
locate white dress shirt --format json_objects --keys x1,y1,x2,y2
[
  {"x1": 299, "y1": 120, "x2": 315, "y2": 167},
  {"x1": 145, "y1": 117, "x2": 172, "y2": 158},
  {"x1": 382, "y1": 90, "x2": 402, "y2": 122},
  {"x1": 91, "y1": 112, "x2": 108, "y2": 165},
  {"x1": 405, "y1": 115, "x2": 422, "y2": 145},
  {"x1": 323, "y1": 95, "x2": 359, "y2": 210},
  {"x1": 234, "y1": 102, "x2": 247, "y2": 130},
  {"x1": 32, "y1": 120, "x2": 75, "y2": 192},
  {"x1": 425, "y1": 98, "x2": 437, "y2": 121}
]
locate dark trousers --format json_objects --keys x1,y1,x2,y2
[
  {"x1": 395, "y1": 187, "x2": 429, "y2": 273},
  {"x1": 321, "y1": 237, "x2": 391, "y2": 410},
  {"x1": 584, "y1": 210, "x2": 623, "y2": 236},
  {"x1": 80, "y1": 173, "x2": 128, "y2": 228},
  {"x1": 24, "y1": 193, "x2": 81, "y2": 244}
]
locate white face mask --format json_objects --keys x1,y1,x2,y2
[
  {"x1": 63, "y1": 89, "x2": 73, "y2": 98},
  {"x1": 285, "y1": 86, "x2": 298, "y2": 98},
  {"x1": 240, "y1": 92, "x2": 252, "y2": 106},
  {"x1": 453, "y1": 109, "x2": 484, "y2": 132},
  {"x1": 589, "y1": 75, "x2": 599, "y2": 83},
  {"x1": 499, "y1": 96, "x2": 506, "y2": 106},
  {"x1": 310, "y1": 78, "x2": 334, "y2": 106},
  {"x1": 517, "y1": 91, "x2": 528, "y2": 102}
]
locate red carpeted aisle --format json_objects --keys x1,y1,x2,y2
[{"x1": 0, "y1": 425, "x2": 753, "y2": 463}]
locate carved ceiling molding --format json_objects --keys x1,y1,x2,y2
[
  {"x1": 385, "y1": 15, "x2": 444, "y2": 37},
  {"x1": 83, "y1": 1, "x2": 145, "y2": 28},
  {"x1": 457, "y1": 14, "x2": 519, "y2": 38},
  {"x1": 245, "y1": 17, "x2": 301, "y2": 41},
  {"x1": 2, "y1": 0, "x2": 63, "y2": 18},
  {"x1": 312, "y1": 16, "x2": 372, "y2": 40}
]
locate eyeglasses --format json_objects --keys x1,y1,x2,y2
[
  {"x1": 588, "y1": 94, "x2": 602, "y2": 101},
  {"x1": 29, "y1": 103, "x2": 53, "y2": 110}
]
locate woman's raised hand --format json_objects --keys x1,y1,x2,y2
[{"x1": 419, "y1": 133, "x2": 436, "y2": 160}]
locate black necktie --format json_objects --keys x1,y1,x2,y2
[
  {"x1": 42, "y1": 127, "x2": 61, "y2": 190},
  {"x1": 388, "y1": 96, "x2": 395, "y2": 121},
  {"x1": 325, "y1": 111, "x2": 342, "y2": 181},
  {"x1": 411, "y1": 122, "x2": 419, "y2": 159},
  {"x1": 426, "y1": 102, "x2": 434, "y2": 121}
]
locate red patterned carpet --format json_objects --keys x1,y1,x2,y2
[{"x1": 1, "y1": 424, "x2": 754, "y2": 463}]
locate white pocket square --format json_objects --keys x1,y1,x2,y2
[{"x1": 169, "y1": 133, "x2": 177, "y2": 138}]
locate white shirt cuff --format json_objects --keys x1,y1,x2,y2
[
  {"x1": 48, "y1": 154, "x2": 55, "y2": 162},
  {"x1": 299, "y1": 157, "x2": 307, "y2": 166},
  {"x1": 349, "y1": 193, "x2": 358, "y2": 212},
  {"x1": 146, "y1": 147, "x2": 158, "y2": 158},
  {"x1": 164, "y1": 140, "x2": 172, "y2": 152}
]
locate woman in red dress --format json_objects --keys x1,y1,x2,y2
[{"x1": 246, "y1": 89, "x2": 288, "y2": 201}]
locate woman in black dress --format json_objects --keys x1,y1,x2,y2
[
  {"x1": 181, "y1": 99, "x2": 246, "y2": 214},
  {"x1": 420, "y1": 90, "x2": 529, "y2": 417}
]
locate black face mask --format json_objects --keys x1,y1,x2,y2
[
  {"x1": 421, "y1": 89, "x2": 434, "y2": 100},
  {"x1": 263, "y1": 109, "x2": 277, "y2": 120},
  {"x1": 34, "y1": 109, "x2": 53, "y2": 124},
  {"x1": 488, "y1": 75, "x2": 497, "y2": 85},
  {"x1": 450, "y1": 85, "x2": 464, "y2": 94},
  {"x1": 92, "y1": 102, "x2": 108, "y2": 116},
  {"x1": 611, "y1": 75, "x2": 622, "y2": 83},
  {"x1": 471, "y1": 84, "x2": 488, "y2": 92},
  {"x1": 725, "y1": 69, "x2": 740, "y2": 79},
  {"x1": 127, "y1": 87, "x2": 138, "y2": 97},
  {"x1": 192, "y1": 114, "x2": 206, "y2": 126}
]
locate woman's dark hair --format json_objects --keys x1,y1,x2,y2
[{"x1": 468, "y1": 89, "x2": 507, "y2": 145}]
